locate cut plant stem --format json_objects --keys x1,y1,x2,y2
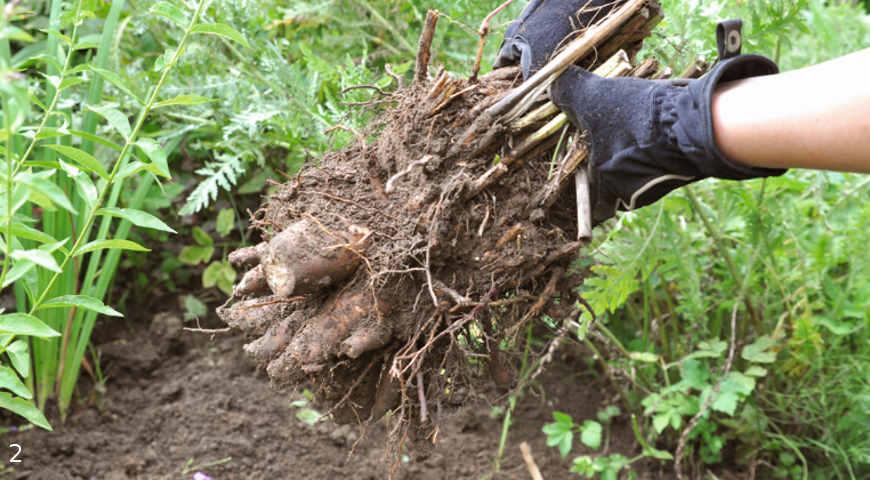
[
  {"x1": 470, "y1": 0, "x2": 517, "y2": 81},
  {"x1": 449, "y1": 1, "x2": 653, "y2": 157},
  {"x1": 414, "y1": 10, "x2": 439, "y2": 84},
  {"x1": 468, "y1": 51, "x2": 633, "y2": 200},
  {"x1": 507, "y1": 50, "x2": 632, "y2": 137},
  {"x1": 679, "y1": 56, "x2": 709, "y2": 79},
  {"x1": 575, "y1": 165, "x2": 593, "y2": 240},
  {"x1": 486, "y1": 0, "x2": 653, "y2": 118},
  {"x1": 594, "y1": 2, "x2": 662, "y2": 62},
  {"x1": 510, "y1": 102, "x2": 559, "y2": 132}
]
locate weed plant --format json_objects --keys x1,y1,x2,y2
[{"x1": 0, "y1": 0, "x2": 247, "y2": 426}]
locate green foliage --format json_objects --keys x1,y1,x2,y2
[
  {"x1": 119, "y1": 0, "x2": 525, "y2": 215},
  {"x1": 543, "y1": 411, "x2": 576, "y2": 458},
  {"x1": 0, "y1": 0, "x2": 225, "y2": 426},
  {"x1": 182, "y1": 294, "x2": 207, "y2": 321},
  {"x1": 545, "y1": 407, "x2": 666, "y2": 479},
  {"x1": 640, "y1": 0, "x2": 870, "y2": 70},
  {"x1": 179, "y1": 226, "x2": 214, "y2": 265},
  {"x1": 577, "y1": 1, "x2": 870, "y2": 476},
  {"x1": 202, "y1": 260, "x2": 236, "y2": 296},
  {"x1": 290, "y1": 390, "x2": 323, "y2": 426}
]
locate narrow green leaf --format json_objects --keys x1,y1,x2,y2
[
  {"x1": 11, "y1": 249, "x2": 61, "y2": 273},
  {"x1": 35, "y1": 127, "x2": 123, "y2": 151},
  {"x1": 192, "y1": 23, "x2": 250, "y2": 48},
  {"x1": 43, "y1": 144, "x2": 109, "y2": 179},
  {"x1": 59, "y1": 160, "x2": 98, "y2": 214},
  {"x1": 74, "y1": 33, "x2": 102, "y2": 50},
  {"x1": 18, "y1": 173, "x2": 76, "y2": 213},
  {"x1": 1, "y1": 26, "x2": 35, "y2": 42},
  {"x1": 58, "y1": 76, "x2": 86, "y2": 91},
  {"x1": 89, "y1": 66, "x2": 143, "y2": 104},
  {"x1": 10, "y1": 222, "x2": 59, "y2": 245},
  {"x1": 0, "y1": 313, "x2": 61, "y2": 338},
  {"x1": 39, "y1": 294, "x2": 123, "y2": 317},
  {"x1": 99, "y1": 207, "x2": 176, "y2": 233},
  {"x1": 744, "y1": 366, "x2": 768, "y2": 378},
  {"x1": 75, "y1": 239, "x2": 150, "y2": 256},
  {"x1": 153, "y1": 94, "x2": 211, "y2": 109},
  {"x1": 6, "y1": 340, "x2": 30, "y2": 378},
  {"x1": 86, "y1": 104, "x2": 132, "y2": 139},
  {"x1": 815, "y1": 316, "x2": 860, "y2": 335},
  {"x1": 0, "y1": 366, "x2": 32, "y2": 399},
  {"x1": 150, "y1": 1, "x2": 189, "y2": 27},
  {"x1": 2, "y1": 261, "x2": 36, "y2": 289},
  {"x1": 13, "y1": 50, "x2": 60, "y2": 70},
  {"x1": 134, "y1": 139, "x2": 170, "y2": 178},
  {"x1": 643, "y1": 446, "x2": 674, "y2": 461},
  {"x1": 116, "y1": 160, "x2": 158, "y2": 181},
  {"x1": 43, "y1": 28, "x2": 72, "y2": 45},
  {"x1": 0, "y1": 392, "x2": 51, "y2": 430}
]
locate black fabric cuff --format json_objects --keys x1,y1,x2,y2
[{"x1": 697, "y1": 55, "x2": 787, "y2": 180}]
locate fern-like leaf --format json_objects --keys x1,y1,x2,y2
[{"x1": 180, "y1": 154, "x2": 244, "y2": 215}]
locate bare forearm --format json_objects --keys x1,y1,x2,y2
[{"x1": 712, "y1": 48, "x2": 870, "y2": 173}]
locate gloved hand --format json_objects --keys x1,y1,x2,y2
[
  {"x1": 493, "y1": 0, "x2": 620, "y2": 78},
  {"x1": 551, "y1": 55, "x2": 787, "y2": 225}
]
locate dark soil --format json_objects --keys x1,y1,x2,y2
[{"x1": 2, "y1": 312, "x2": 654, "y2": 480}]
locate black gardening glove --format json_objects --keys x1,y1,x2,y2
[
  {"x1": 551, "y1": 52, "x2": 787, "y2": 225},
  {"x1": 494, "y1": 0, "x2": 621, "y2": 78}
]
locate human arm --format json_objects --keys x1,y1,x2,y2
[
  {"x1": 713, "y1": 48, "x2": 870, "y2": 173},
  {"x1": 495, "y1": 2, "x2": 869, "y2": 223}
]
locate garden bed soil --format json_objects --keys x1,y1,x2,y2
[{"x1": 2, "y1": 311, "x2": 656, "y2": 480}]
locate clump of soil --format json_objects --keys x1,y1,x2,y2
[
  {"x1": 216, "y1": 1, "x2": 664, "y2": 442},
  {"x1": 217, "y1": 66, "x2": 589, "y2": 428}
]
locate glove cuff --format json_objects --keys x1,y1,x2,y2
[{"x1": 693, "y1": 55, "x2": 787, "y2": 180}]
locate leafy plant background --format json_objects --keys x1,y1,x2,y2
[{"x1": 1, "y1": 0, "x2": 867, "y2": 478}]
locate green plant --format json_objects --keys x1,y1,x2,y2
[
  {"x1": 570, "y1": 1, "x2": 870, "y2": 475},
  {"x1": 0, "y1": 0, "x2": 249, "y2": 426},
  {"x1": 120, "y1": 0, "x2": 527, "y2": 216},
  {"x1": 290, "y1": 389, "x2": 323, "y2": 426},
  {"x1": 543, "y1": 408, "x2": 674, "y2": 480}
]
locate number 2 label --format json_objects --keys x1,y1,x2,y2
[{"x1": 9, "y1": 444, "x2": 21, "y2": 464}]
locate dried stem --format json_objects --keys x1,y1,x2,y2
[
  {"x1": 575, "y1": 164, "x2": 593, "y2": 239},
  {"x1": 520, "y1": 442, "x2": 545, "y2": 480},
  {"x1": 486, "y1": 0, "x2": 653, "y2": 118},
  {"x1": 471, "y1": 0, "x2": 517, "y2": 81},
  {"x1": 415, "y1": 10, "x2": 440, "y2": 83}
]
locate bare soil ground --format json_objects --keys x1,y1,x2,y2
[{"x1": 2, "y1": 311, "x2": 656, "y2": 480}]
